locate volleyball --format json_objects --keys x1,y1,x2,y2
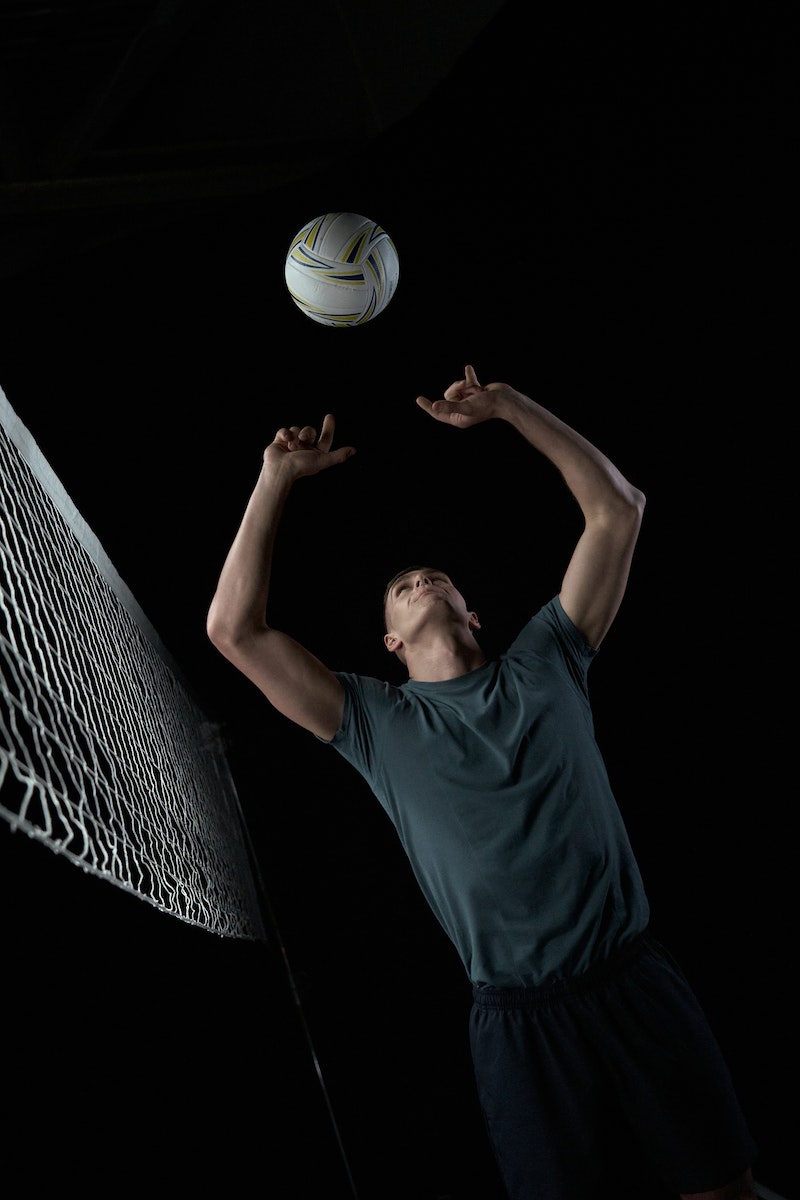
[{"x1": 284, "y1": 212, "x2": 400, "y2": 327}]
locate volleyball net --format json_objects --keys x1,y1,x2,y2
[{"x1": 0, "y1": 383, "x2": 266, "y2": 942}]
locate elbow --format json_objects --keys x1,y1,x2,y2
[
  {"x1": 623, "y1": 487, "x2": 646, "y2": 541},
  {"x1": 616, "y1": 475, "x2": 645, "y2": 519},
  {"x1": 629, "y1": 484, "x2": 646, "y2": 522},
  {"x1": 206, "y1": 598, "x2": 246, "y2": 661},
  {"x1": 602, "y1": 483, "x2": 645, "y2": 541},
  {"x1": 206, "y1": 611, "x2": 232, "y2": 659},
  {"x1": 206, "y1": 596, "x2": 270, "y2": 671}
]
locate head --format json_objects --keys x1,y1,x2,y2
[{"x1": 382, "y1": 566, "x2": 481, "y2": 667}]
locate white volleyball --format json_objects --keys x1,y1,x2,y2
[{"x1": 284, "y1": 212, "x2": 400, "y2": 327}]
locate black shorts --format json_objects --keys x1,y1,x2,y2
[{"x1": 469, "y1": 935, "x2": 757, "y2": 1200}]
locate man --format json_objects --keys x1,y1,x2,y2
[{"x1": 207, "y1": 366, "x2": 757, "y2": 1199}]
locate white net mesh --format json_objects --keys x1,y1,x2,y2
[{"x1": 0, "y1": 384, "x2": 265, "y2": 941}]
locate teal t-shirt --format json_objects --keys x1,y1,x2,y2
[{"x1": 327, "y1": 595, "x2": 650, "y2": 988}]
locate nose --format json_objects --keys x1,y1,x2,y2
[{"x1": 415, "y1": 573, "x2": 431, "y2": 588}]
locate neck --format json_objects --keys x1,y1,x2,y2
[{"x1": 405, "y1": 638, "x2": 487, "y2": 683}]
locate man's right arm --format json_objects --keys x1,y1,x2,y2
[{"x1": 206, "y1": 416, "x2": 355, "y2": 741}]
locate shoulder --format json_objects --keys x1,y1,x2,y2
[
  {"x1": 333, "y1": 670, "x2": 409, "y2": 714},
  {"x1": 507, "y1": 596, "x2": 597, "y2": 664}
]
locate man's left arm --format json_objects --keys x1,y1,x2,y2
[{"x1": 417, "y1": 365, "x2": 645, "y2": 649}]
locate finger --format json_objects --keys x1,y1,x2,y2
[
  {"x1": 464, "y1": 364, "x2": 479, "y2": 387},
  {"x1": 417, "y1": 395, "x2": 456, "y2": 423},
  {"x1": 324, "y1": 444, "x2": 357, "y2": 467},
  {"x1": 317, "y1": 413, "x2": 336, "y2": 448},
  {"x1": 274, "y1": 427, "x2": 294, "y2": 446},
  {"x1": 442, "y1": 380, "x2": 467, "y2": 402},
  {"x1": 283, "y1": 425, "x2": 315, "y2": 450}
]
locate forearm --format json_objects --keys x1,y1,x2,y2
[
  {"x1": 206, "y1": 465, "x2": 293, "y2": 649},
  {"x1": 496, "y1": 386, "x2": 643, "y2": 517}
]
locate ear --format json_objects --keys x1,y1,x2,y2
[
  {"x1": 468, "y1": 611, "x2": 481, "y2": 631},
  {"x1": 384, "y1": 632, "x2": 401, "y2": 654}
]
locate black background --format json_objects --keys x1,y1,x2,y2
[{"x1": 1, "y1": 3, "x2": 794, "y2": 1197}]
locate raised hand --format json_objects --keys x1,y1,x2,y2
[
  {"x1": 264, "y1": 413, "x2": 355, "y2": 479},
  {"x1": 416, "y1": 364, "x2": 502, "y2": 429}
]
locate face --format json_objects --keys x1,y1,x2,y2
[{"x1": 383, "y1": 567, "x2": 479, "y2": 656}]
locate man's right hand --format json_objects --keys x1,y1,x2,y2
[{"x1": 265, "y1": 413, "x2": 356, "y2": 480}]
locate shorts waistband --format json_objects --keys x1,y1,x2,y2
[{"x1": 472, "y1": 932, "x2": 653, "y2": 1011}]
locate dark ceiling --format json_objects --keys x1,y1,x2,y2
[
  {"x1": 0, "y1": 0, "x2": 507, "y2": 277},
  {"x1": 2, "y1": 1, "x2": 793, "y2": 291}
]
